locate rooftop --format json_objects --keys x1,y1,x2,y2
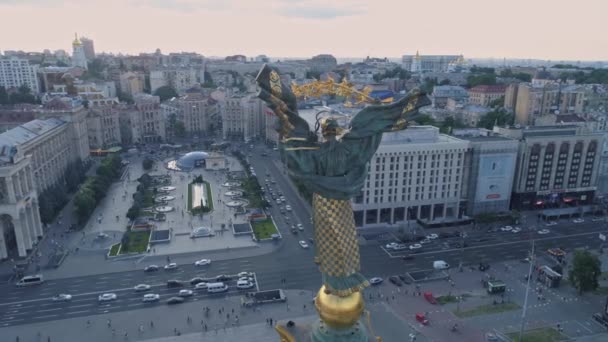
[{"x1": 0, "y1": 118, "x2": 66, "y2": 162}]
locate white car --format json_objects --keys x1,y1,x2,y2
[
  {"x1": 98, "y1": 293, "x2": 117, "y2": 302},
  {"x1": 297, "y1": 224, "x2": 304, "y2": 231},
  {"x1": 134, "y1": 284, "x2": 151, "y2": 292},
  {"x1": 573, "y1": 218, "x2": 585, "y2": 223},
  {"x1": 142, "y1": 293, "x2": 160, "y2": 302},
  {"x1": 426, "y1": 233, "x2": 439, "y2": 240},
  {"x1": 194, "y1": 282, "x2": 208, "y2": 290},
  {"x1": 178, "y1": 289, "x2": 193, "y2": 297},
  {"x1": 299, "y1": 240, "x2": 309, "y2": 249},
  {"x1": 237, "y1": 272, "x2": 254, "y2": 278},
  {"x1": 164, "y1": 263, "x2": 178, "y2": 270},
  {"x1": 52, "y1": 294, "x2": 72, "y2": 302},
  {"x1": 545, "y1": 221, "x2": 558, "y2": 226},
  {"x1": 409, "y1": 244, "x2": 422, "y2": 250},
  {"x1": 194, "y1": 259, "x2": 211, "y2": 266},
  {"x1": 501, "y1": 226, "x2": 513, "y2": 232},
  {"x1": 236, "y1": 281, "x2": 255, "y2": 290},
  {"x1": 420, "y1": 238, "x2": 432, "y2": 244},
  {"x1": 512, "y1": 227, "x2": 522, "y2": 233},
  {"x1": 385, "y1": 242, "x2": 398, "y2": 250},
  {"x1": 538, "y1": 229, "x2": 551, "y2": 235},
  {"x1": 238, "y1": 276, "x2": 254, "y2": 282},
  {"x1": 285, "y1": 205, "x2": 292, "y2": 212},
  {"x1": 393, "y1": 244, "x2": 408, "y2": 251}
]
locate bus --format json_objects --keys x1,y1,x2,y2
[{"x1": 16, "y1": 274, "x2": 44, "y2": 286}]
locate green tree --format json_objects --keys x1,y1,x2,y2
[
  {"x1": 0, "y1": 86, "x2": 9, "y2": 105},
  {"x1": 142, "y1": 158, "x2": 154, "y2": 170},
  {"x1": 420, "y1": 77, "x2": 438, "y2": 94},
  {"x1": 439, "y1": 79, "x2": 451, "y2": 85},
  {"x1": 488, "y1": 96, "x2": 505, "y2": 109},
  {"x1": 466, "y1": 73, "x2": 497, "y2": 87},
  {"x1": 569, "y1": 250, "x2": 601, "y2": 294},
  {"x1": 153, "y1": 86, "x2": 178, "y2": 102},
  {"x1": 413, "y1": 114, "x2": 437, "y2": 126},
  {"x1": 440, "y1": 117, "x2": 465, "y2": 133},
  {"x1": 476, "y1": 109, "x2": 512, "y2": 129},
  {"x1": 174, "y1": 121, "x2": 186, "y2": 137},
  {"x1": 306, "y1": 71, "x2": 321, "y2": 79},
  {"x1": 8, "y1": 85, "x2": 37, "y2": 104},
  {"x1": 74, "y1": 190, "x2": 96, "y2": 223}
]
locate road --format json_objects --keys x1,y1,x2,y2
[{"x1": 1, "y1": 143, "x2": 606, "y2": 328}]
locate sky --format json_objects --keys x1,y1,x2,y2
[{"x1": 1, "y1": 0, "x2": 607, "y2": 61}]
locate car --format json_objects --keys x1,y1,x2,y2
[
  {"x1": 402, "y1": 254, "x2": 415, "y2": 261},
  {"x1": 545, "y1": 221, "x2": 558, "y2": 226},
  {"x1": 238, "y1": 276, "x2": 254, "y2": 282},
  {"x1": 236, "y1": 281, "x2": 255, "y2": 290},
  {"x1": 573, "y1": 218, "x2": 585, "y2": 223},
  {"x1": 409, "y1": 244, "x2": 422, "y2": 250},
  {"x1": 167, "y1": 297, "x2": 185, "y2": 305},
  {"x1": 385, "y1": 242, "x2": 398, "y2": 250},
  {"x1": 369, "y1": 277, "x2": 383, "y2": 285},
  {"x1": 297, "y1": 224, "x2": 304, "y2": 231},
  {"x1": 98, "y1": 293, "x2": 117, "y2": 302},
  {"x1": 194, "y1": 282, "x2": 208, "y2": 290},
  {"x1": 190, "y1": 277, "x2": 206, "y2": 285},
  {"x1": 389, "y1": 276, "x2": 403, "y2": 287},
  {"x1": 420, "y1": 238, "x2": 432, "y2": 244},
  {"x1": 393, "y1": 244, "x2": 408, "y2": 251},
  {"x1": 178, "y1": 289, "x2": 193, "y2": 297},
  {"x1": 142, "y1": 294, "x2": 160, "y2": 302},
  {"x1": 194, "y1": 259, "x2": 211, "y2": 266},
  {"x1": 51, "y1": 294, "x2": 72, "y2": 302},
  {"x1": 215, "y1": 275, "x2": 232, "y2": 282},
  {"x1": 426, "y1": 233, "x2": 439, "y2": 240},
  {"x1": 134, "y1": 284, "x2": 151, "y2": 292},
  {"x1": 164, "y1": 263, "x2": 178, "y2": 270},
  {"x1": 398, "y1": 274, "x2": 412, "y2": 284},
  {"x1": 237, "y1": 272, "x2": 253, "y2": 278},
  {"x1": 167, "y1": 280, "x2": 184, "y2": 288},
  {"x1": 285, "y1": 205, "x2": 292, "y2": 212},
  {"x1": 144, "y1": 265, "x2": 159, "y2": 272},
  {"x1": 538, "y1": 229, "x2": 551, "y2": 235},
  {"x1": 291, "y1": 227, "x2": 298, "y2": 234},
  {"x1": 501, "y1": 226, "x2": 513, "y2": 232},
  {"x1": 512, "y1": 227, "x2": 522, "y2": 233},
  {"x1": 299, "y1": 240, "x2": 309, "y2": 249}
]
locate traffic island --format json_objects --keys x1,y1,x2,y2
[
  {"x1": 107, "y1": 230, "x2": 151, "y2": 257},
  {"x1": 251, "y1": 218, "x2": 279, "y2": 241},
  {"x1": 506, "y1": 327, "x2": 568, "y2": 342}
]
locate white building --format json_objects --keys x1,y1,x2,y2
[
  {"x1": 0, "y1": 57, "x2": 40, "y2": 92},
  {"x1": 87, "y1": 106, "x2": 121, "y2": 149},
  {"x1": 352, "y1": 126, "x2": 470, "y2": 227},
  {"x1": 71, "y1": 34, "x2": 88, "y2": 70},
  {"x1": 161, "y1": 93, "x2": 219, "y2": 136},
  {"x1": 120, "y1": 94, "x2": 166, "y2": 144},
  {"x1": 150, "y1": 67, "x2": 199, "y2": 93},
  {"x1": 118, "y1": 72, "x2": 145, "y2": 97},
  {"x1": 221, "y1": 95, "x2": 265, "y2": 142}
]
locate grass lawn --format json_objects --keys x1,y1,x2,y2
[
  {"x1": 188, "y1": 182, "x2": 213, "y2": 214},
  {"x1": 108, "y1": 243, "x2": 121, "y2": 256},
  {"x1": 120, "y1": 230, "x2": 150, "y2": 254},
  {"x1": 251, "y1": 218, "x2": 278, "y2": 240},
  {"x1": 453, "y1": 302, "x2": 520, "y2": 318},
  {"x1": 506, "y1": 327, "x2": 568, "y2": 342},
  {"x1": 204, "y1": 181, "x2": 213, "y2": 211},
  {"x1": 436, "y1": 295, "x2": 459, "y2": 305}
]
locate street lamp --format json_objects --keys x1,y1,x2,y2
[{"x1": 519, "y1": 239, "x2": 536, "y2": 341}]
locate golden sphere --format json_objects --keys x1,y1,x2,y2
[{"x1": 314, "y1": 286, "x2": 364, "y2": 329}]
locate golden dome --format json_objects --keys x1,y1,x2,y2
[
  {"x1": 314, "y1": 285, "x2": 364, "y2": 329},
  {"x1": 72, "y1": 33, "x2": 81, "y2": 46}
]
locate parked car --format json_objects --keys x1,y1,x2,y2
[
  {"x1": 190, "y1": 277, "x2": 206, "y2": 285},
  {"x1": 420, "y1": 238, "x2": 432, "y2": 244},
  {"x1": 215, "y1": 275, "x2": 232, "y2": 282},
  {"x1": 393, "y1": 244, "x2": 408, "y2": 251},
  {"x1": 512, "y1": 227, "x2": 522, "y2": 233},
  {"x1": 409, "y1": 244, "x2": 422, "y2": 250},
  {"x1": 237, "y1": 272, "x2": 253, "y2": 278},
  {"x1": 194, "y1": 282, "x2": 208, "y2": 290},
  {"x1": 369, "y1": 277, "x2": 383, "y2": 285},
  {"x1": 538, "y1": 229, "x2": 550, "y2": 235},
  {"x1": 501, "y1": 226, "x2": 513, "y2": 232},
  {"x1": 389, "y1": 276, "x2": 403, "y2": 287},
  {"x1": 545, "y1": 221, "x2": 558, "y2": 226},
  {"x1": 385, "y1": 242, "x2": 398, "y2": 250},
  {"x1": 573, "y1": 218, "x2": 585, "y2": 223},
  {"x1": 426, "y1": 233, "x2": 439, "y2": 240}
]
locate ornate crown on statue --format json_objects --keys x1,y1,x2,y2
[{"x1": 291, "y1": 77, "x2": 377, "y2": 106}]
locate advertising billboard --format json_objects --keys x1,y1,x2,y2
[{"x1": 475, "y1": 154, "x2": 516, "y2": 203}]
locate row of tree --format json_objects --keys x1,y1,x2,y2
[
  {"x1": 0, "y1": 85, "x2": 38, "y2": 105},
  {"x1": 73, "y1": 154, "x2": 123, "y2": 223},
  {"x1": 38, "y1": 160, "x2": 88, "y2": 224},
  {"x1": 126, "y1": 174, "x2": 154, "y2": 220}
]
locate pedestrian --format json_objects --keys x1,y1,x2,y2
[
  {"x1": 205, "y1": 324, "x2": 208, "y2": 331},
  {"x1": 107, "y1": 319, "x2": 112, "y2": 327},
  {"x1": 150, "y1": 320, "x2": 154, "y2": 328}
]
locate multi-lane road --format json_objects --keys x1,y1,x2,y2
[{"x1": 1, "y1": 143, "x2": 606, "y2": 328}]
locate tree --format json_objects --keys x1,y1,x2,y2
[
  {"x1": 569, "y1": 250, "x2": 601, "y2": 294},
  {"x1": 306, "y1": 71, "x2": 321, "y2": 79},
  {"x1": 142, "y1": 158, "x2": 154, "y2": 170},
  {"x1": 174, "y1": 121, "x2": 186, "y2": 137},
  {"x1": 0, "y1": 86, "x2": 8, "y2": 105},
  {"x1": 153, "y1": 85, "x2": 178, "y2": 102},
  {"x1": 439, "y1": 79, "x2": 451, "y2": 85},
  {"x1": 412, "y1": 114, "x2": 436, "y2": 126},
  {"x1": 466, "y1": 73, "x2": 496, "y2": 87},
  {"x1": 440, "y1": 117, "x2": 465, "y2": 133},
  {"x1": 477, "y1": 109, "x2": 512, "y2": 129},
  {"x1": 420, "y1": 78, "x2": 438, "y2": 94},
  {"x1": 8, "y1": 85, "x2": 37, "y2": 104}
]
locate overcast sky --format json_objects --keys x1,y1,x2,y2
[{"x1": 1, "y1": 0, "x2": 607, "y2": 60}]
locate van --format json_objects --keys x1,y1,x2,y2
[
  {"x1": 433, "y1": 260, "x2": 450, "y2": 270},
  {"x1": 207, "y1": 282, "x2": 229, "y2": 293},
  {"x1": 16, "y1": 274, "x2": 44, "y2": 286}
]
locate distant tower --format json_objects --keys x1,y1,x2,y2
[
  {"x1": 79, "y1": 36, "x2": 95, "y2": 60},
  {"x1": 410, "y1": 50, "x2": 422, "y2": 77},
  {"x1": 71, "y1": 33, "x2": 88, "y2": 70}
]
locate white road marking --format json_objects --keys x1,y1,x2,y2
[{"x1": 38, "y1": 308, "x2": 62, "y2": 313}]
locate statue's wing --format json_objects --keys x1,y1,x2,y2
[
  {"x1": 344, "y1": 90, "x2": 431, "y2": 140},
  {"x1": 256, "y1": 64, "x2": 313, "y2": 141}
]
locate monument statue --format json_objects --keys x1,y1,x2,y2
[{"x1": 256, "y1": 65, "x2": 430, "y2": 341}]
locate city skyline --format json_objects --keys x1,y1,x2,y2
[{"x1": 1, "y1": 0, "x2": 607, "y2": 61}]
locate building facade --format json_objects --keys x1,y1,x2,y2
[
  {"x1": 221, "y1": 95, "x2": 265, "y2": 141},
  {"x1": 431, "y1": 85, "x2": 469, "y2": 108},
  {"x1": 352, "y1": 126, "x2": 470, "y2": 227},
  {"x1": 119, "y1": 72, "x2": 145, "y2": 97},
  {"x1": 127, "y1": 94, "x2": 166, "y2": 143},
  {"x1": 402, "y1": 54, "x2": 462, "y2": 73},
  {"x1": 150, "y1": 67, "x2": 199, "y2": 93},
  {"x1": 494, "y1": 125, "x2": 603, "y2": 209},
  {"x1": 308, "y1": 54, "x2": 337, "y2": 73},
  {"x1": 71, "y1": 35, "x2": 88, "y2": 70},
  {"x1": 79, "y1": 37, "x2": 96, "y2": 60},
  {"x1": 161, "y1": 93, "x2": 219, "y2": 136},
  {"x1": 468, "y1": 85, "x2": 506, "y2": 107},
  {"x1": 0, "y1": 57, "x2": 40, "y2": 92},
  {"x1": 87, "y1": 106, "x2": 121, "y2": 149}
]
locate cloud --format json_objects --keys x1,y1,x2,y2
[
  {"x1": 129, "y1": 0, "x2": 232, "y2": 12},
  {"x1": 275, "y1": 0, "x2": 366, "y2": 19}
]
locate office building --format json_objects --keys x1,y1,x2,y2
[
  {"x1": 119, "y1": 72, "x2": 145, "y2": 97},
  {"x1": 402, "y1": 54, "x2": 462, "y2": 73},
  {"x1": 494, "y1": 125, "x2": 603, "y2": 209},
  {"x1": 0, "y1": 57, "x2": 40, "y2": 92},
  {"x1": 431, "y1": 85, "x2": 468, "y2": 108},
  {"x1": 120, "y1": 94, "x2": 166, "y2": 143},
  {"x1": 79, "y1": 37, "x2": 95, "y2": 60},
  {"x1": 161, "y1": 93, "x2": 219, "y2": 136},
  {"x1": 221, "y1": 95, "x2": 265, "y2": 142},
  {"x1": 468, "y1": 85, "x2": 507, "y2": 107},
  {"x1": 87, "y1": 105, "x2": 121, "y2": 149},
  {"x1": 352, "y1": 126, "x2": 470, "y2": 227},
  {"x1": 150, "y1": 67, "x2": 199, "y2": 93}
]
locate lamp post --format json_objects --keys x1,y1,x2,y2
[{"x1": 519, "y1": 239, "x2": 535, "y2": 341}]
